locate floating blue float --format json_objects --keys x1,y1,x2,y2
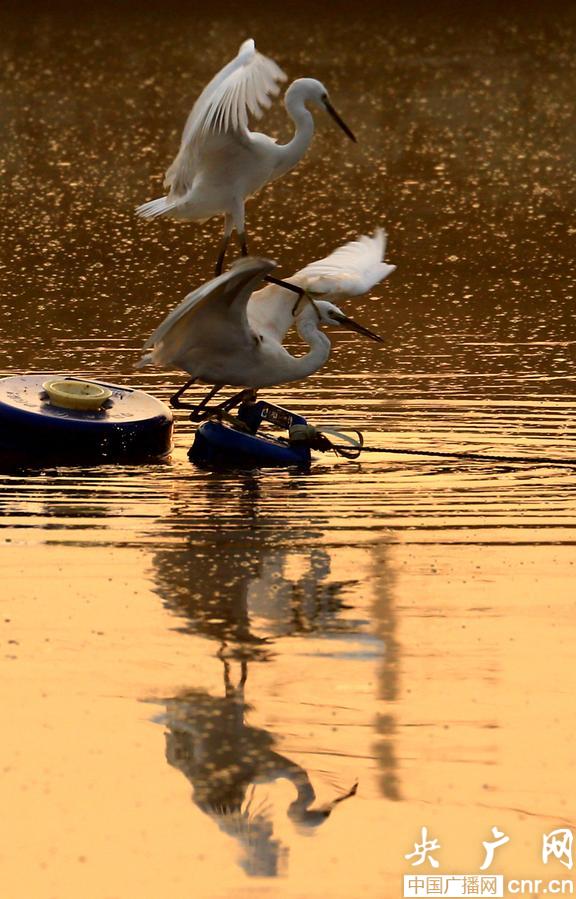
[
  {"x1": 189, "y1": 400, "x2": 312, "y2": 468},
  {"x1": 0, "y1": 374, "x2": 173, "y2": 467}
]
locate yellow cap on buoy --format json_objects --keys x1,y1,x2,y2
[{"x1": 42, "y1": 379, "x2": 112, "y2": 411}]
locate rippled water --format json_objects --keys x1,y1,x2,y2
[{"x1": 1, "y1": 2, "x2": 575, "y2": 897}]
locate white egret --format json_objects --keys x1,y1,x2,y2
[
  {"x1": 136, "y1": 229, "x2": 395, "y2": 416},
  {"x1": 136, "y1": 38, "x2": 357, "y2": 274}
]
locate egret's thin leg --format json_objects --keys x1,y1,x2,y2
[
  {"x1": 222, "y1": 657, "x2": 247, "y2": 696},
  {"x1": 215, "y1": 214, "x2": 234, "y2": 275},
  {"x1": 188, "y1": 384, "x2": 223, "y2": 420},
  {"x1": 215, "y1": 237, "x2": 230, "y2": 276},
  {"x1": 222, "y1": 657, "x2": 233, "y2": 696},
  {"x1": 218, "y1": 387, "x2": 257, "y2": 413},
  {"x1": 170, "y1": 377, "x2": 197, "y2": 409},
  {"x1": 264, "y1": 275, "x2": 312, "y2": 315},
  {"x1": 239, "y1": 660, "x2": 248, "y2": 688},
  {"x1": 232, "y1": 202, "x2": 248, "y2": 258},
  {"x1": 264, "y1": 275, "x2": 304, "y2": 296},
  {"x1": 191, "y1": 387, "x2": 256, "y2": 423}
]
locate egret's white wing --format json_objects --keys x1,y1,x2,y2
[
  {"x1": 185, "y1": 39, "x2": 286, "y2": 140},
  {"x1": 164, "y1": 39, "x2": 287, "y2": 197},
  {"x1": 141, "y1": 258, "x2": 276, "y2": 365},
  {"x1": 297, "y1": 228, "x2": 396, "y2": 296},
  {"x1": 248, "y1": 228, "x2": 395, "y2": 342},
  {"x1": 246, "y1": 281, "x2": 301, "y2": 345}
]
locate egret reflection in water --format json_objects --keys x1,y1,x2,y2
[
  {"x1": 147, "y1": 474, "x2": 398, "y2": 875},
  {"x1": 161, "y1": 655, "x2": 358, "y2": 877},
  {"x1": 149, "y1": 475, "x2": 363, "y2": 648}
]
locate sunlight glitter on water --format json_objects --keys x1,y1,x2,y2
[{"x1": 1, "y1": 1, "x2": 576, "y2": 896}]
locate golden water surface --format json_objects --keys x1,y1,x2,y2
[{"x1": 1, "y1": 2, "x2": 575, "y2": 897}]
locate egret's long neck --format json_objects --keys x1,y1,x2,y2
[
  {"x1": 275, "y1": 92, "x2": 315, "y2": 179},
  {"x1": 289, "y1": 315, "x2": 331, "y2": 381},
  {"x1": 257, "y1": 311, "x2": 331, "y2": 387}
]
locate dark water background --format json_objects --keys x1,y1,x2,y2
[{"x1": 1, "y1": 2, "x2": 575, "y2": 896}]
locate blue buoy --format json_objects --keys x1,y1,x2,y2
[
  {"x1": 189, "y1": 400, "x2": 311, "y2": 468},
  {"x1": 0, "y1": 374, "x2": 173, "y2": 467}
]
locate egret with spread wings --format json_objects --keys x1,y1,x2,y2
[
  {"x1": 136, "y1": 39, "x2": 357, "y2": 275},
  {"x1": 136, "y1": 229, "x2": 395, "y2": 416}
]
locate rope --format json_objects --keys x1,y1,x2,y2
[
  {"x1": 289, "y1": 424, "x2": 363, "y2": 459},
  {"x1": 289, "y1": 424, "x2": 576, "y2": 467},
  {"x1": 325, "y1": 443, "x2": 576, "y2": 467}
]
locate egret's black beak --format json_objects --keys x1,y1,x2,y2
[
  {"x1": 333, "y1": 311, "x2": 383, "y2": 342},
  {"x1": 323, "y1": 98, "x2": 357, "y2": 143}
]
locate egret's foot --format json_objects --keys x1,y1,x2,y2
[
  {"x1": 222, "y1": 388, "x2": 257, "y2": 410},
  {"x1": 263, "y1": 276, "x2": 316, "y2": 316},
  {"x1": 189, "y1": 388, "x2": 256, "y2": 423},
  {"x1": 238, "y1": 388, "x2": 258, "y2": 405},
  {"x1": 187, "y1": 385, "x2": 224, "y2": 421},
  {"x1": 189, "y1": 406, "x2": 214, "y2": 422},
  {"x1": 264, "y1": 275, "x2": 303, "y2": 296},
  {"x1": 169, "y1": 377, "x2": 198, "y2": 409},
  {"x1": 170, "y1": 395, "x2": 196, "y2": 410}
]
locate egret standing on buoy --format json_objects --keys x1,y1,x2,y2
[
  {"x1": 136, "y1": 229, "x2": 395, "y2": 414},
  {"x1": 136, "y1": 39, "x2": 357, "y2": 275}
]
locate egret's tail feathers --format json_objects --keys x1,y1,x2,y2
[
  {"x1": 136, "y1": 196, "x2": 174, "y2": 219},
  {"x1": 134, "y1": 352, "x2": 154, "y2": 370},
  {"x1": 369, "y1": 226, "x2": 387, "y2": 257},
  {"x1": 338, "y1": 227, "x2": 388, "y2": 265},
  {"x1": 379, "y1": 263, "x2": 396, "y2": 280}
]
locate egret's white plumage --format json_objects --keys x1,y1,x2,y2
[
  {"x1": 293, "y1": 228, "x2": 396, "y2": 296},
  {"x1": 247, "y1": 228, "x2": 396, "y2": 342},
  {"x1": 137, "y1": 230, "x2": 394, "y2": 406},
  {"x1": 136, "y1": 39, "x2": 356, "y2": 273}
]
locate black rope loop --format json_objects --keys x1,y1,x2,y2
[{"x1": 289, "y1": 424, "x2": 364, "y2": 459}]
